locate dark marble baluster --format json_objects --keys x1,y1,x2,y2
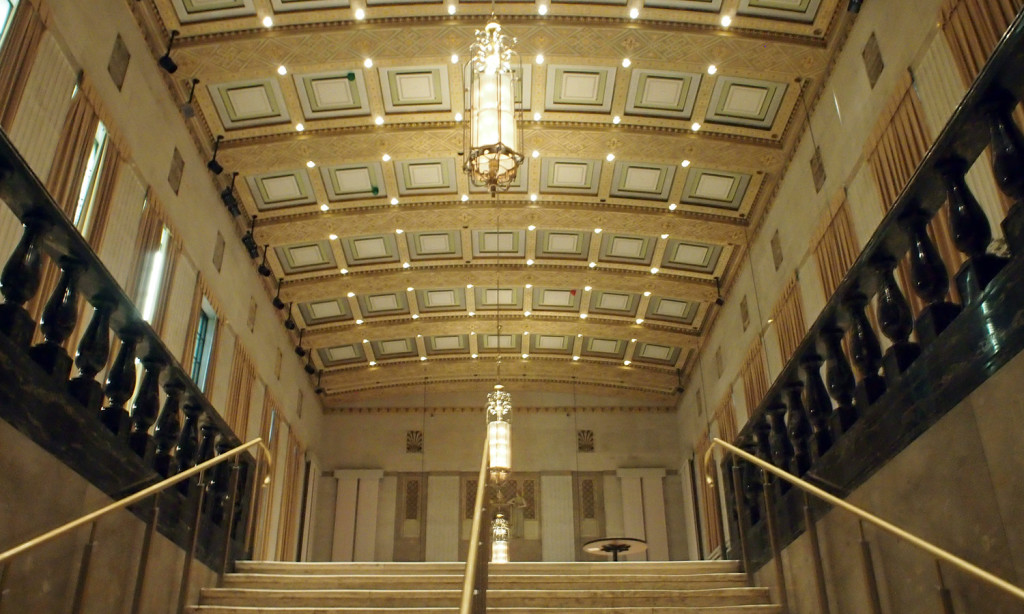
[
  {"x1": 175, "y1": 399, "x2": 202, "y2": 478},
  {"x1": 196, "y1": 424, "x2": 218, "y2": 499},
  {"x1": 152, "y1": 378, "x2": 184, "y2": 477},
  {"x1": 28, "y1": 256, "x2": 83, "y2": 381},
  {"x1": 938, "y1": 158, "x2": 1008, "y2": 305},
  {"x1": 0, "y1": 215, "x2": 49, "y2": 348},
  {"x1": 128, "y1": 355, "x2": 165, "y2": 462},
  {"x1": 765, "y1": 397, "x2": 792, "y2": 492},
  {"x1": 748, "y1": 415, "x2": 771, "y2": 523},
  {"x1": 801, "y1": 353, "x2": 833, "y2": 462},
  {"x1": 901, "y1": 208, "x2": 962, "y2": 347},
  {"x1": 67, "y1": 295, "x2": 114, "y2": 414},
  {"x1": 846, "y1": 292, "x2": 886, "y2": 409},
  {"x1": 984, "y1": 91, "x2": 1024, "y2": 252},
  {"x1": 208, "y1": 437, "x2": 232, "y2": 525},
  {"x1": 821, "y1": 326, "x2": 858, "y2": 436},
  {"x1": 784, "y1": 380, "x2": 811, "y2": 477},
  {"x1": 99, "y1": 331, "x2": 139, "y2": 439},
  {"x1": 873, "y1": 257, "x2": 921, "y2": 385}
]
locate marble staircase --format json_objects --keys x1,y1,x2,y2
[{"x1": 190, "y1": 560, "x2": 782, "y2": 613}]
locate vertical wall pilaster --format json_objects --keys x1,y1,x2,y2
[
  {"x1": 425, "y1": 474, "x2": 460, "y2": 561},
  {"x1": 616, "y1": 468, "x2": 668, "y2": 560},
  {"x1": 331, "y1": 469, "x2": 383, "y2": 561},
  {"x1": 540, "y1": 474, "x2": 575, "y2": 561}
]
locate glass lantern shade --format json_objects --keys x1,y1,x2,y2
[
  {"x1": 491, "y1": 513, "x2": 510, "y2": 563},
  {"x1": 486, "y1": 384, "x2": 511, "y2": 480}
]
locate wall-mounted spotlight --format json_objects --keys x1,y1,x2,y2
[
  {"x1": 181, "y1": 78, "x2": 199, "y2": 118},
  {"x1": 714, "y1": 276, "x2": 724, "y2": 306},
  {"x1": 272, "y1": 278, "x2": 285, "y2": 310},
  {"x1": 207, "y1": 135, "x2": 225, "y2": 175},
  {"x1": 314, "y1": 370, "x2": 325, "y2": 395},
  {"x1": 242, "y1": 215, "x2": 259, "y2": 258},
  {"x1": 848, "y1": 0, "x2": 863, "y2": 11},
  {"x1": 257, "y1": 244, "x2": 272, "y2": 276},
  {"x1": 284, "y1": 303, "x2": 296, "y2": 330},
  {"x1": 158, "y1": 30, "x2": 179, "y2": 74},
  {"x1": 220, "y1": 172, "x2": 240, "y2": 216},
  {"x1": 304, "y1": 352, "x2": 316, "y2": 375},
  {"x1": 295, "y1": 329, "x2": 307, "y2": 357}
]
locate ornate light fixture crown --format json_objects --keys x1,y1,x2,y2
[{"x1": 486, "y1": 383, "x2": 512, "y2": 483}]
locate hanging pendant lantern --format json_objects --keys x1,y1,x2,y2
[{"x1": 486, "y1": 383, "x2": 511, "y2": 482}]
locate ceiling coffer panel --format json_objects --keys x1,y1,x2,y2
[
  {"x1": 378, "y1": 65, "x2": 452, "y2": 113},
  {"x1": 540, "y1": 158, "x2": 602, "y2": 196},
  {"x1": 274, "y1": 241, "x2": 337, "y2": 274},
  {"x1": 679, "y1": 167, "x2": 752, "y2": 211},
  {"x1": 299, "y1": 298, "x2": 353, "y2": 325},
  {"x1": 535, "y1": 230, "x2": 591, "y2": 260},
  {"x1": 737, "y1": 0, "x2": 823, "y2": 23},
  {"x1": 208, "y1": 79, "x2": 290, "y2": 129},
  {"x1": 171, "y1": 0, "x2": 255, "y2": 23},
  {"x1": 318, "y1": 343, "x2": 366, "y2": 366},
  {"x1": 660, "y1": 239, "x2": 724, "y2": 274},
  {"x1": 705, "y1": 76, "x2": 788, "y2": 130},
  {"x1": 341, "y1": 234, "x2": 401, "y2": 266},
  {"x1": 610, "y1": 161, "x2": 676, "y2": 201},
  {"x1": 246, "y1": 170, "x2": 316, "y2": 211},
  {"x1": 294, "y1": 70, "x2": 369, "y2": 119},
  {"x1": 625, "y1": 69, "x2": 702, "y2": 120},
  {"x1": 321, "y1": 163, "x2": 386, "y2": 201},
  {"x1": 545, "y1": 65, "x2": 617, "y2": 113}
]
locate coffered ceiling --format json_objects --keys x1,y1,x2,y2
[{"x1": 133, "y1": 0, "x2": 849, "y2": 409}]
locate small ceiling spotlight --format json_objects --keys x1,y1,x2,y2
[
  {"x1": 681, "y1": 160, "x2": 691, "y2": 167},
  {"x1": 262, "y1": 16, "x2": 274, "y2": 28},
  {"x1": 606, "y1": 153, "x2": 615, "y2": 162},
  {"x1": 538, "y1": 3, "x2": 548, "y2": 15},
  {"x1": 375, "y1": 116, "x2": 385, "y2": 125},
  {"x1": 530, "y1": 194, "x2": 538, "y2": 202},
  {"x1": 691, "y1": 122, "x2": 702, "y2": 132},
  {"x1": 207, "y1": 135, "x2": 225, "y2": 175},
  {"x1": 668, "y1": 203, "x2": 677, "y2": 211},
  {"x1": 629, "y1": 7, "x2": 639, "y2": 19},
  {"x1": 707, "y1": 64, "x2": 717, "y2": 75},
  {"x1": 382, "y1": 153, "x2": 391, "y2": 161},
  {"x1": 455, "y1": 112, "x2": 463, "y2": 121},
  {"x1": 721, "y1": 15, "x2": 732, "y2": 27},
  {"x1": 320, "y1": 203, "x2": 329, "y2": 212},
  {"x1": 391, "y1": 197, "x2": 399, "y2": 205},
  {"x1": 158, "y1": 30, "x2": 180, "y2": 74},
  {"x1": 636, "y1": 318, "x2": 644, "y2": 324},
  {"x1": 650, "y1": 267, "x2": 659, "y2": 274},
  {"x1": 364, "y1": 58, "x2": 374, "y2": 68},
  {"x1": 621, "y1": 58, "x2": 631, "y2": 68},
  {"x1": 355, "y1": 8, "x2": 366, "y2": 19},
  {"x1": 295, "y1": 123, "x2": 305, "y2": 132},
  {"x1": 612, "y1": 116, "x2": 621, "y2": 125},
  {"x1": 536, "y1": 54, "x2": 545, "y2": 64},
  {"x1": 277, "y1": 65, "x2": 288, "y2": 76},
  {"x1": 447, "y1": 3, "x2": 456, "y2": 14},
  {"x1": 451, "y1": 53, "x2": 459, "y2": 64},
  {"x1": 589, "y1": 262, "x2": 597, "y2": 268}
]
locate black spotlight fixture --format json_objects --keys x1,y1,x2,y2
[
  {"x1": 158, "y1": 30, "x2": 179, "y2": 74},
  {"x1": 207, "y1": 135, "x2": 225, "y2": 175},
  {"x1": 257, "y1": 244, "x2": 272, "y2": 277},
  {"x1": 295, "y1": 329, "x2": 307, "y2": 357},
  {"x1": 714, "y1": 276, "x2": 724, "y2": 306},
  {"x1": 242, "y1": 215, "x2": 259, "y2": 258},
  {"x1": 181, "y1": 78, "x2": 199, "y2": 118},
  {"x1": 848, "y1": 0, "x2": 863, "y2": 11},
  {"x1": 284, "y1": 303, "x2": 296, "y2": 330},
  {"x1": 220, "y1": 172, "x2": 240, "y2": 216},
  {"x1": 314, "y1": 371, "x2": 325, "y2": 395},
  {"x1": 304, "y1": 352, "x2": 316, "y2": 375},
  {"x1": 272, "y1": 278, "x2": 285, "y2": 310}
]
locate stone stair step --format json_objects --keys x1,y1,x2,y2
[
  {"x1": 190, "y1": 606, "x2": 782, "y2": 614},
  {"x1": 232, "y1": 561, "x2": 742, "y2": 576}
]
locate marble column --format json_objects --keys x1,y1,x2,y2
[
  {"x1": 425, "y1": 474, "x2": 460, "y2": 561},
  {"x1": 374, "y1": 475, "x2": 397, "y2": 562},
  {"x1": 616, "y1": 468, "x2": 669, "y2": 560},
  {"x1": 540, "y1": 474, "x2": 575, "y2": 561},
  {"x1": 331, "y1": 469, "x2": 383, "y2": 561}
]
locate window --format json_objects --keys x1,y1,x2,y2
[
  {"x1": 138, "y1": 225, "x2": 171, "y2": 323},
  {"x1": 72, "y1": 121, "x2": 109, "y2": 236},
  {"x1": 0, "y1": 0, "x2": 19, "y2": 49},
  {"x1": 190, "y1": 297, "x2": 217, "y2": 392}
]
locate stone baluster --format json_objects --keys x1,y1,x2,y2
[
  {"x1": 152, "y1": 378, "x2": 184, "y2": 477},
  {"x1": 128, "y1": 355, "x2": 165, "y2": 462},
  {"x1": 901, "y1": 208, "x2": 961, "y2": 347},
  {"x1": 208, "y1": 437, "x2": 232, "y2": 525},
  {"x1": 938, "y1": 158, "x2": 1007, "y2": 305},
  {"x1": 801, "y1": 353, "x2": 833, "y2": 462},
  {"x1": 0, "y1": 215, "x2": 49, "y2": 348},
  {"x1": 175, "y1": 399, "x2": 202, "y2": 475},
  {"x1": 748, "y1": 415, "x2": 771, "y2": 523},
  {"x1": 846, "y1": 292, "x2": 886, "y2": 409},
  {"x1": 983, "y1": 90, "x2": 1024, "y2": 252},
  {"x1": 820, "y1": 326, "x2": 858, "y2": 436},
  {"x1": 196, "y1": 423, "x2": 218, "y2": 498},
  {"x1": 28, "y1": 256, "x2": 82, "y2": 382},
  {"x1": 67, "y1": 295, "x2": 114, "y2": 414},
  {"x1": 784, "y1": 380, "x2": 811, "y2": 477},
  {"x1": 765, "y1": 397, "x2": 792, "y2": 492},
  {"x1": 873, "y1": 257, "x2": 920, "y2": 384},
  {"x1": 99, "y1": 331, "x2": 139, "y2": 439}
]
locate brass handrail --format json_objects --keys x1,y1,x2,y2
[
  {"x1": 704, "y1": 438, "x2": 1024, "y2": 603},
  {"x1": 0, "y1": 437, "x2": 273, "y2": 565},
  {"x1": 459, "y1": 433, "x2": 491, "y2": 614}
]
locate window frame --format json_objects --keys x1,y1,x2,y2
[{"x1": 72, "y1": 121, "x2": 109, "y2": 236}]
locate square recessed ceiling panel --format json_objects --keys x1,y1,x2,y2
[
  {"x1": 535, "y1": 230, "x2": 591, "y2": 260},
  {"x1": 480, "y1": 333, "x2": 522, "y2": 352},
  {"x1": 340, "y1": 233, "x2": 401, "y2": 266},
  {"x1": 644, "y1": 0, "x2": 722, "y2": 9},
  {"x1": 625, "y1": 70, "x2": 701, "y2": 120},
  {"x1": 705, "y1": 76, "x2": 788, "y2": 130},
  {"x1": 295, "y1": 70, "x2": 368, "y2": 119},
  {"x1": 372, "y1": 338, "x2": 419, "y2": 359},
  {"x1": 274, "y1": 241, "x2": 337, "y2": 274},
  {"x1": 589, "y1": 290, "x2": 640, "y2": 316},
  {"x1": 532, "y1": 288, "x2": 582, "y2": 312},
  {"x1": 171, "y1": 0, "x2": 255, "y2": 23},
  {"x1": 407, "y1": 230, "x2": 462, "y2": 260},
  {"x1": 599, "y1": 233, "x2": 656, "y2": 265},
  {"x1": 464, "y1": 63, "x2": 532, "y2": 111},
  {"x1": 540, "y1": 158, "x2": 601, "y2": 195},
  {"x1": 475, "y1": 287, "x2": 524, "y2": 310},
  {"x1": 661, "y1": 239, "x2": 724, "y2": 274},
  {"x1": 416, "y1": 287, "x2": 466, "y2": 312},
  {"x1": 318, "y1": 343, "x2": 365, "y2": 366},
  {"x1": 426, "y1": 334, "x2": 468, "y2": 355},
  {"x1": 738, "y1": 0, "x2": 822, "y2": 22},
  {"x1": 530, "y1": 334, "x2": 574, "y2": 354},
  {"x1": 379, "y1": 66, "x2": 451, "y2": 113},
  {"x1": 610, "y1": 161, "x2": 676, "y2": 201},
  {"x1": 680, "y1": 167, "x2": 752, "y2": 211},
  {"x1": 321, "y1": 163, "x2": 385, "y2": 201},
  {"x1": 646, "y1": 296, "x2": 699, "y2": 324},
  {"x1": 633, "y1": 342, "x2": 682, "y2": 365},
  {"x1": 472, "y1": 230, "x2": 526, "y2": 258},
  {"x1": 273, "y1": 0, "x2": 350, "y2": 11},
  {"x1": 581, "y1": 337, "x2": 627, "y2": 359},
  {"x1": 359, "y1": 292, "x2": 410, "y2": 317},
  {"x1": 395, "y1": 158, "x2": 457, "y2": 195},
  {"x1": 299, "y1": 298, "x2": 353, "y2": 325},
  {"x1": 545, "y1": 66, "x2": 616, "y2": 113},
  {"x1": 246, "y1": 169, "x2": 316, "y2": 210},
  {"x1": 208, "y1": 79, "x2": 290, "y2": 129}
]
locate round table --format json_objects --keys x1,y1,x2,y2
[{"x1": 582, "y1": 537, "x2": 647, "y2": 561}]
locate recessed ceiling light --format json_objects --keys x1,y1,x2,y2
[
  {"x1": 522, "y1": 353, "x2": 529, "y2": 359},
  {"x1": 580, "y1": 313, "x2": 587, "y2": 319},
  {"x1": 341, "y1": 268, "x2": 349, "y2": 274},
  {"x1": 420, "y1": 356, "x2": 427, "y2": 360},
  {"x1": 643, "y1": 291, "x2": 651, "y2": 297},
  {"x1": 650, "y1": 267, "x2": 659, "y2": 274},
  {"x1": 612, "y1": 116, "x2": 621, "y2": 125},
  {"x1": 629, "y1": 7, "x2": 639, "y2": 19},
  {"x1": 623, "y1": 360, "x2": 631, "y2": 366},
  {"x1": 594, "y1": 228, "x2": 603, "y2": 234},
  {"x1": 451, "y1": 53, "x2": 459, "y2": 64},
  {"x1": 621, "y1": 58, "x2": 631, "y2": 68},
  {"x1": 528, "y1": 225, "x2": 536, "y2": 231},
  {"x1": 390, "y1": 198, "x2": 399, "y2": 205},
  {"x1": 524, "y1": 331, "x2": 530, "y2": 336},
  {"x1": 469, "y1": 311, "x2": 475, "y2": 316},
  {"x1": 355, "y1": 8, "x2": 365, "y2": 20},
  {"x1": 375, "y1": 116, "x2": 384, "y2": 125},
  {"x1": 347, "y1": 292, "x2": 355, "y2": 297},
  {"x1": 533, "y1": 112, "x2": 541, "y2": 121},
  {"x1": 277, "y1": 65, "x2": 287, "y2": 75},
  {"x1": 467, "y1": 284, "x2": 474, "y2": 288},
  {"x1": 631, "y1": 338, "x2": 637, "y2": 343},
  {"x1": 320, "y1": 203, "x2": 329, "y2": 212},
  {"x1": 369, "y1": 360, "x2": 376, "y2": 366},
  {"x1": 306, "y1": 160, "x2": 315, "y2": 168},
  {"x1": 381, "y1": 153, "x2": 391, "y2": 161},
  {"x1": 584, "y1": 285, "x2": 592, "y2": 291},
  {"x1": 364, "y1": 58, "x2": 373, "y2": 68},
  {"x1": 395, "y1": 228, "x2": 403, "y2": 234},
  {"x1": 524, "y1": 311, "x2": 531, "y2": 317},
  {"x1": 636, "y1": 318, "x2": 644, "y2": 324},
  {"x1": 538, "y1": 4, "x2": 548, "y2": 15},
  {"x1": 721, "y1": 15, "x2": 732, "y2": 27},
  {"x1": 329, "y1": 233, "x2": 338, "y2": 240},
  {"x1": 707, "y1": 64, "x2": 718, "y2": 75},
  {"x1": 589, "y1": 262, "x2": 596, "y2": 268},
  {"x1": 526, "y1": 259, "x2": 534, "y2": 265},
  {"x1": 412, "y1": 314, "x2": 419, "y2": 319},
  {"x1": 447, "y1": 3, "x2": 456, "y2": 14},
  {"x1": 461, "y1": 194, "x2": 469, "y2": 202},
  {"x1": 525, "y1": 283, "x2": 533, "y2": 289},
  {"x1": 407, "y1": 286, "x2": 414, "y2": 292},
  {"x1": 606, "y1": 153, "x2": 615, "y2": 162},
  {"x1": 532, "y1": 150, "x2": 540, "y2": 158},
  {"x1": 356, "y1": 319, "x2": 363, "y2": 324},
  {"x1": 668, "y1": 203, "x2": 677, "y2": 211},
  {"x1": 691, "y1": 122, "x2": 701, "y2": 131},
  {"x1": 455, "y1": 112, "x2": 463, "y2": 122},
  {"x1": 577, "y1": 334, "x2": 583, "y2": 338},
  {"x1": 536, "y1": 54, "x2": 545, "y2": 64},
  {"x1": 403, "y1": 262, "x2": 410, "y2": 268},
  {"x1": 573, "y1": 356, "x2": 580, "y2": 361},
  {"x1": 295, "y1": 123, "x2": 305, "y2": 132},
  {"x1": 661, "y1": 233, "x2": 669, "y2": 239},
  {"x1": 472, "y1": 353, "x2": 478, "y2": 358},
  {"x1": 262, "y1": 16, "x2": 274, "y2": 28},
  {"x1": 362, "y1": 338, "x2": 369, "y2": 344},
  {"x1": 681, "y1": 160, "x2": 691, "y2": 167}
]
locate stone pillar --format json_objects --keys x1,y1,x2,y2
[
  {"x1": 331, "y1": 469, "x2": 383, "y2": 561},
  {"x1": 540, "y1": 474, "x2": 575, "y2": 561},
  {"x1": 616, "y1": 468, "x2": 668, "y2": 560},
  {"x1": 375, "y1": 475, "x2": 397, "y2": 562},
  {"x1": 425, "y1": 474, "x2": 460, "y2": 561}
]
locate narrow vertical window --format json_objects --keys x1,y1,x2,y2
[
  {"x1": 190, "y1": 298, "x2": 217, "y2": 392},
  {"x1": 73, "y1": 122, "x2": 109, "y2": 235},
  {"x1": 0, "y1": 0, "x2": 19, "y2": 49},
  {"x1": 138, "y1": 225, "x2": 171, "y2": 323}
]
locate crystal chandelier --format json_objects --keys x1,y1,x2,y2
[
  {"x1": 491, "y1": 513, "x2": 510, "y2": 563},
  {"x1": 464, "y1": 21, "x2": 524, "y2": 193},
  {"x1": 486, "y1": 383, "x2": 511, "y2": 482}
]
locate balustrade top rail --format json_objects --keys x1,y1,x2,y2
[
  {"x1": 737, "y1": 8, "x2": 1024, "y2": 444},
  {"x1": 0, "y1": 128, "x2": 242, "y2": 448}
]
